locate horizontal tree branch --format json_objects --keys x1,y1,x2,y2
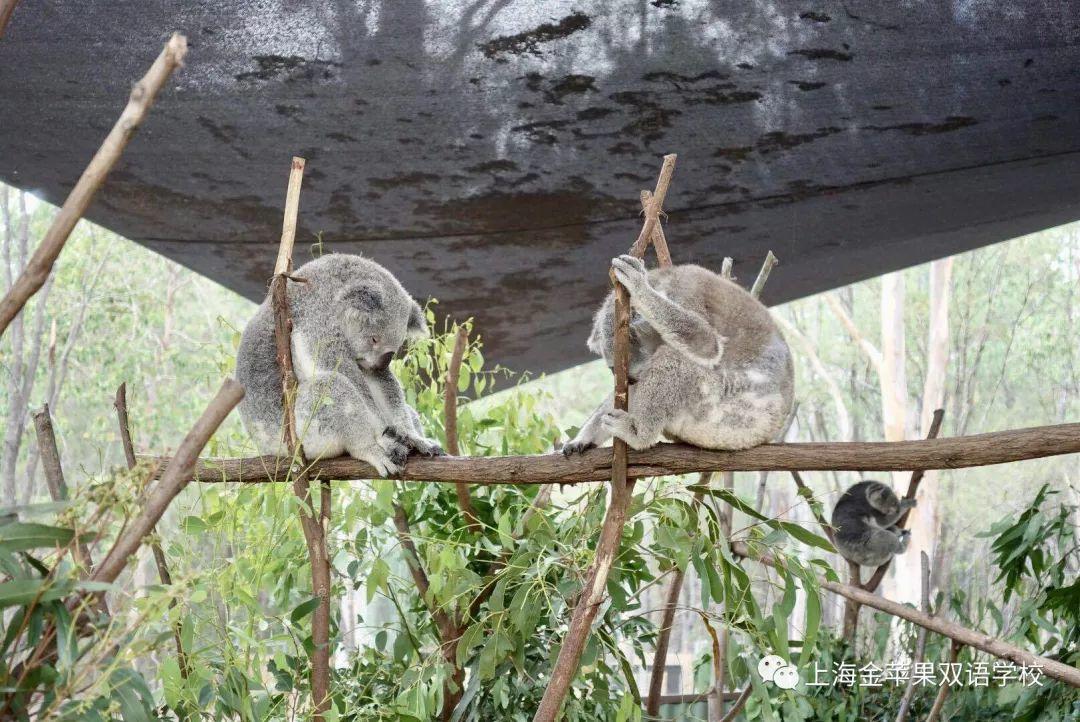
[
  {"x1": 142, "y1": 422, "x2": 1080, "y2": 486},
  {"x1": 732, "y1": 541, "x2": 1080, "y2": 688}
]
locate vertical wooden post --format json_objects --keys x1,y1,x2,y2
[
  {"x1": 533, "y1": 155, "x2": 676, "y2": 722},
  {"x1": 269, "y1": 157, "x2": 333, "y2": 719}
]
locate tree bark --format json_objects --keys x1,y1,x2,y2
[
  {"x1": 533, "y1": 154, "x2": 676, "y2": 722},
  {"x1": 153, "y1": 422, "x2": 1080, "y2": 486}
]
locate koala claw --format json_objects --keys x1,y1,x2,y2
[
  {"x1": 415, "y1": 439, "x2": 446, "y2": 457},
  {"x1": 562, "y1": 440, "x2": 596, "y2": 457}
]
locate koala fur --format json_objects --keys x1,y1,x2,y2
[
  {"x1": 831, "y1": 480, "x2": 916, "y2": 567},
  {"x1": 235, "y1": 253, "x2": 443, "y2": 476},
  {"x1": 563, "y1": 255, "x2": 795, "y2": 455}
]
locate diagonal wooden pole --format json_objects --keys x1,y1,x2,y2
[
  {"x1": 269, "y1": 156, "x2": 333, "y2": 719},
  {"x1": 533, "y1": 154, "x2": 677, "y2": 722},
  {"x1": 0, "y1": 33, "x2": 188, "y2": 338}
]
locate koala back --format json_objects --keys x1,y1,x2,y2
[{"x1": 831, "y1": 480, "x2": 901, "y2": 540}]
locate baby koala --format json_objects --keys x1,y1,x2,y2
[
  {"x1": 564, "y1": 255, "x2": 794, "y2": 454},
  {"x1": 831, "y1": 480, "x2": 916, "y2": 567},
  {"x1": 235, "y1": 253, "x2": 443, "y2": 476}
]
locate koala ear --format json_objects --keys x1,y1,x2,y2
[
  {"x1": 405, "y1": 300, "x2": 428, "y2": 341},
  {"x1": 587, "y1": 318, "x2": 606, "y2": 355},
  {"x1": 341, "y1": 283, "x2": 383, "y2": 313}
]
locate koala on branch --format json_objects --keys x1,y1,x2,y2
[
  {"x1": 236, "y1": 254, "x2": 442, "y2": 476},
  {"x1": 565, "y1": 256, "x2": 795, "y2": 455}
]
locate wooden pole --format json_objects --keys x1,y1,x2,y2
[
  {"x1": 269, "y1": 156, "x2": 333, "y2": 720},
  {"x1": 0, "y1": 0, "x2": 20, "y2": 39},
  {"x1": 444, "y1": 325, "x2": 480, "y2": 532},
  {"x1": 732, "y1": 541, "x2": 1080, "y2": 688},
  {"x1": 0, "y1": 34, "x2": 188, "y2": 338},
  {"x1": 533, "y1": 154, "x2": 677, "y2": 722}
]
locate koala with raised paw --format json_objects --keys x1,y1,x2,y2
[
  {"x1": 236, "y1": 253, "x2": 443, "y2": 476},
  {"x1": 564, "y1": 255, "x2": 795, "y2": 455}
]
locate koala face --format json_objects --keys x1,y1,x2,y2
[
  {"x1": 867, "y1": 485, "x2": 901, "y2": 516},
  {"x1": 340, "y1": 283, "x2": 411, "y2": 371}
]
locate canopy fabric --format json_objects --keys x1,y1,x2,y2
[{"x1": 2, "y1": 1, "x2": 1078, "y2": 372}]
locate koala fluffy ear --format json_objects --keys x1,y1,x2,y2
[
  {"x1": 342, "y1": 284, "x2": 383, "y2": 313},
  {"x1": 406, "y1": 300, "x2": 428, "y2": 341}
]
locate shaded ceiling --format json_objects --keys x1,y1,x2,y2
[{"x1": 2, "y1": 1, "x2": 1079, "y2": 373}]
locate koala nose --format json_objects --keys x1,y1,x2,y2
[{"x1": 375, "y1": 351, "x2": 394, "y2": 370}]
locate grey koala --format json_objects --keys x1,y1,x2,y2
[
  {"x1": 563, "y1": 255, "x2": 795, "y2": 455},
  {"x1": 831, "y1": 480, "x2": 916, "y2": 567},
  {"x1": 235, "y1": 253, "x2": 443, "y2": 476}
]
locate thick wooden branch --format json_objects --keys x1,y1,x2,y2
[
  {"x1": 0, "y1": 34, "x2": 187, "y2": 338},
  {"x1": 534, "y1": 154, "x2": 677, "y2": 722},
  {"x1": 149, "y1": 422, "x2": 1080, "y2": 486},
  {"x1": 32, "y1": 404, "x2": 68, "y2": 503},
  {"x1": 732, "y1": 541, "x2": 1080, "y2": 688}
]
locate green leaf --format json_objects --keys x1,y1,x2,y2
[
  {"x1": 0, "y1": 522, "x2": 74, "y2": 552},
  {"x1": 290, "y1": 596, "x2": 321, "y2": 623},
  {"x1": 0, "y1": 578, "x2": 70, "y2": 608}
]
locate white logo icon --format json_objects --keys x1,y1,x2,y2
[{"x1": 758, "y1": 654, "x2": 800, "y2": 690}]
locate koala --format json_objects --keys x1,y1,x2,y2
[
  {"x1": 831, "y1": 480, "x2": 916, "y2": 567},
  {"x1": 563, "y1": 255, "x2": 794, "y2": 455},
  {"x1": 235, "y1": 253, "x2": 443, "y2": 476}
]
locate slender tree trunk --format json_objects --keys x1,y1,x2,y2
[{"x1": 891, "y1": 260, "x2": 952, "y2": 604}]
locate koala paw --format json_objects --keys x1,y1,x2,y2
[
  {"x1": 600, "y1": 409, "x2": 652, "y2": 449},
  {"x1": 611, "y1": 254, "x2": 648, "y2": 293},
  {"x1": 562, "y1": 439, "x2": 596, "y2": 457},
  {"x1": 375, "y1": 432, "x2": 410, "y2": 473},
  {"x1": 362, "y1": 447, "x2": 405, "y2": 478},
  {"x1": 413, "y1": 437, "x2": 446, "y2": 457}
]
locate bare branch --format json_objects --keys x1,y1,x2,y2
[
  {"x1": 720, "y1": 257, "x2": 734, "y2": 280},
  {"x1": 824, "y1": 292, "x2": 883, "y2": 372},
  {"x1": 114, "y1": 382, "x2": 186, "y2": 676},
  {"x1": 534, "y1": 154, "x2": 676, "y2": 722},
  {"x1": 91, "y1": 379, "x2": 243, "y2": 585},
  {"x1": 925, "y1": 641, "x2": 962, "y2": 722},
  {"x1": 639, "y1": 190, "x2": 672, "y2": 267},
  {"x1": 269, "y1": 157, "x2": 332, "y2": 720},
  {"x1": 750, "y1": 251, "x2": 777, "y2": 300},
  {"x1": 733, "y1": 541, "x2": 1080, "y2": 688},
  {"x1": 32, "y1": 405, "x2": 67, "y2": 503},
  {"x1": 0, "y1": 34, "x2": 188, "y2": 337},
  {"x1": 0, "y1": 0, "x2": 20, "y2": 39},
  {"x1": 863, "y1": 408, "x2": 945, "y2": 593},
  {"x1": 156, "y1": 421, "x2": 1080, "y2": 486},
  {"x1": 895, "y1": 552, "x2": 931, "y2": 722}
]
